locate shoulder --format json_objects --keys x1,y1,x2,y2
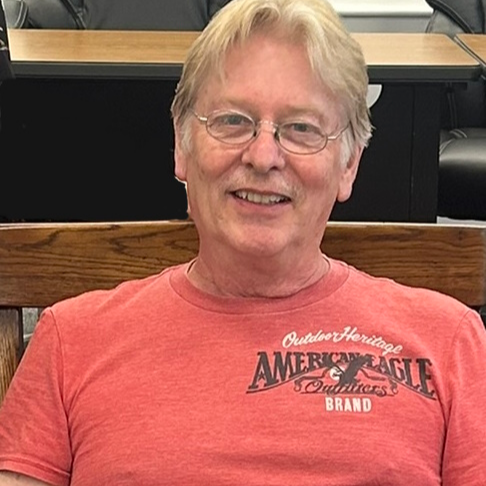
[
  {"x1": 335, "y1": 259, "x2": 478, "y2": 324},
  {"x1": 330, "y1": 260, "x2": 486, "y2": 367},
  {"x1": 44, "y1": 265, "x2": 182, "y2": 331},
  {"x1": 28, "y1": 265, "x2": 188, "y2": 360}
]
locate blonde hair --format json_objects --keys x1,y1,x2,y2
[{"x1": 171, "y1": 0, "x2": 372, "y2": 162}]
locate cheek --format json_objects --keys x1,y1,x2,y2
[
  {"x1": 184, "y1": 145, "x2": 237, "y2": 209},
  {"x1": 295, "y1": 154, "x2": 344, "y2": 198},
  {"x1": 189, "y1": 147, "x2": 248, "y2": 201}
]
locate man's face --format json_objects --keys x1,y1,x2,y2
[{"x1": 174, "y1": 32, "x2": 362, "y2": 259}]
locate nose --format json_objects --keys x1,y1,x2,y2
[{"x1": 241, "y1": 121, "x2": 285, "y2": 173}]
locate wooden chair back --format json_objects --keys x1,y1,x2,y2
[{"x1": 1, "y1": 220, "x2": 485, "y2": 403}]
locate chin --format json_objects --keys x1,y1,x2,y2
[{"x1": 227, "y1": 228, "x2": 289, "y2": 258}]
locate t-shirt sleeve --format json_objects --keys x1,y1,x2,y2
[
  {"x1": 0, "y1": 309, "x2": 71, "y2": 486},
  {"x1": 442, "y1": 310, "x2": 486, "y2": 485}
]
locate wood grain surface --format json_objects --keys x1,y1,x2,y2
[
  {"x1": 0, "y1": 220, "x2": 484, "y2": 307},
  {"x1": 456, "y1": 34, "x2": 486, "y2": 66},
  {"x1": 8, "y1": 30, "x2": 477, "y2": 67},
  {"x1": 0, "y1": 310, "x2": 21, "y2": 404}
]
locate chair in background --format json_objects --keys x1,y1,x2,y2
[
  {"x1": 0, "y1": 1, "x2": 14, "y2": 82},
  {"x1": 0, "y1": 0, "x2": 14, "y2": 148},
  {"x1": 4, "y1": 0, "x2": 232, "y2": 30},
  {"x1": 425, "y1": 0, "x2": 486, "y2": 220},
  {"x1": 1, "y1": 220, "x2": 486, "y2": 404},
  {"x1": 1, "y1": 0, "x2": 233, "y2": 224}
]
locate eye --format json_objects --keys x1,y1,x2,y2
[
  {"x1": 212, "y1": 112, "x2": 253, "y2": 127},
  {"x1": 284, "y1": 121, "x2": 321, "y2": 135},
  {"x1": 207, "y1": 112, "x2": 255, "y2": 143},
  {"x1": 281, "y1": 121, "x2": 324, "y2": 142}
]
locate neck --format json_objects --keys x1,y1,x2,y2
[{"x1": 186, "y1": 245, "x2": 329, "y2": 298}]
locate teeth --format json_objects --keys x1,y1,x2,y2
[{"x1": 235, "y1": 190, "x2": 288, "y2": 205}]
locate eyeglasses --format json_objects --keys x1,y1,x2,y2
[{"x1": 191, "y1": 110, "x2": 348, "y2": 155}]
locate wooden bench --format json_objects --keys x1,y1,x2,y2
[{"x1": 1, "y1": 220, "x2": 485, "y2": 404}]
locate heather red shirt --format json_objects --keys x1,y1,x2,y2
[{"x1": 0, "y1": 259, "x2": 485, "y2": 485}]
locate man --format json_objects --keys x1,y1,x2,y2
[{"x1": 0, "y1": 0, "x2": 485, "y2": 484}]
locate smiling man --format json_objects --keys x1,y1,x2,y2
[
  {"x1": 0, "y1": 0, "x2": 485, "y2": 485},
  {"x1": 174, "y1": 30, "x2": 361, "y2": 297}
]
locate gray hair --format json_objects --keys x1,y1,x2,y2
[{"x1": 171, "y1": 0, "x2": 373, "y2": 163}]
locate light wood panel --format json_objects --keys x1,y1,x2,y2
[
  {"x1": 8, "y1": 30, "x2": 477, "y2": 67},
  {"x1": 355, "y1": 33, "x2": 478, "y2": 67},
  {"x1": 456, "y1": 34, "x2": 486, "y2": 66},
  {"x1": 8, "y1": 29, "x2": 200, "y2": 64}
]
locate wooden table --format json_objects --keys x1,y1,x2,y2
[
  {"x1": 455, "y1": 34, "x2": 486, "y2": 68},
  {"x1": 8, "y1": 30, "x2": 200, "y2": 79},
  {"x1": 9, "y1": 30, "x2": 478, "y2": 80},
  {"x1": 0, "y1": 30, "x2": 480, "y2": 223}
]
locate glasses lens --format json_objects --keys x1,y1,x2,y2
[
  {"x1": 207, "y1": 112, "x2": 255, "y2": 144},
  {"x1": 279, "y1": 122, "x2": 327, "y2": 154}
]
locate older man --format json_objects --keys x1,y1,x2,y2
[{"x1": 0, "y1": 0, "x2": 485, "y2": 484}]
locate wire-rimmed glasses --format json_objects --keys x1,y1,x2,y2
[{"x1": 191, "y1": 109, "x2": 348, "y2": 155}]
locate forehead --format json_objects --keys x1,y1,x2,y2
[{"x1": 197, "y1": 32, "x2": 342, "y2": 121}]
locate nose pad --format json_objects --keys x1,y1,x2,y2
[
  {"x1": 254, "y1": 120, "x2": 280, "y2": 145},
  {"x1": 242, "y1": 120, "x2": 285, "y2": 172},
  {"x1": 249, "y1": 121, "x2": 282, "y2": 154}
]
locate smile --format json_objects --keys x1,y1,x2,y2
[{"x1": 233, "y1": 190, "x2": 290, "y2": 205}]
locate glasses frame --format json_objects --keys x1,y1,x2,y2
[{"x1": 191, "y1": 110, "x2": 348, "y2": 156}]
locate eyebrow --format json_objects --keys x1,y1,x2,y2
[
  {"x1": 214, "y1": 101, "x2": 331, "y2": 124},
  {"x1": 278, "y1": 107, "x2": 330, "y2": 123}
]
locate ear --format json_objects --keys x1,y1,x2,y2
[
  {"x1": 336, "y1": 145, "x2": 364, "y2": 203},
  {"x1": 173, "y1": 121, "x2": 188, "y2": 183}
]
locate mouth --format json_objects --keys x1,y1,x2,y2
[{"x1": 232, "y1": 190, "x2": 291, "y2": 206}]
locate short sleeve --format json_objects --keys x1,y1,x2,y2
[
  {"x1": 0, "y1": 309, "x2": 72, "y2": 486},
  {"x1": 442, "y1": 310, "x2": 486, "y2": 485}
]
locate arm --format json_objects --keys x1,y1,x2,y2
[
  {"x1": 442, "y1": 309, "x2": 486, "y2": 485},
  {"x1": 0, "y1": 472, "x2": 52, "y2": 486},
  {"x1": 0, "y1": 310, "x2": 72, "y2": 485}
]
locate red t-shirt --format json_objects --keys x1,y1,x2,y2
[{"x1": 0, "y1": 259, "x2": 485, "y2": 485}]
